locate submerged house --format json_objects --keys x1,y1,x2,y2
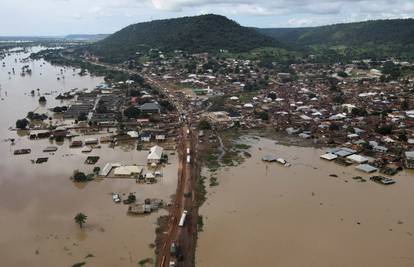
[
  {"x1": 139, "y1": 102, "x2": 161, "y2": 114},
  {"x1": 147, "y1": 145, "x2": 164, "y2": 164}
]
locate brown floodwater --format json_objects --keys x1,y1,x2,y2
[
  {"x1": 197, "y1": 136, "x2": 414, "y2": 267},
  {"x1": 0, "y1": 47, "x2": 178, "y2": 266}
]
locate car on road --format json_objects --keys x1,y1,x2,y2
[{"x1": 169, "y1": 260, "x2": 176, "y2": 267}]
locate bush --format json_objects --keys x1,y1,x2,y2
[
  {"x1": 77, "y1": 112, "x2": 88, "y2": 121},
  {"x1": 16, "y1": 119, "x2": 29, "y2": 129},
  {"x1": 73, "y1": 171, "x2": 88, "y2": 182},
  {"x1": 124, "y1": 106, "x2": 140, "y2": 119},
  {"x1": 39, "y1": 96, "x2": 47, "y2": 103},
  {"x1": 258, "y1": 111, "x2": 269, "y2": 121},
  {"x1": 199, "y1": 119, "x2": 211, "y2": 130}
]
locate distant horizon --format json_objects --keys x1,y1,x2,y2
[
  {"x1": 1, "y1": 15, "x2": 413, "y2": 37},
  {"x1": 2, "y1": 0, "x2": 414, "y2": 35}
]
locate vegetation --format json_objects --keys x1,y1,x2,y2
[
  {"x1": 259, "y1": 19, "x2": 414, "y2": 61},
  {"x1": 197, "y1": 215, "x2": 204, "y2": 232},
  {"x1": 38, "y1": 96, "x2": 46, "y2": 103},
  {"x1": 15, "y1": 119, "x2": 29, "y2": 129},
  {"x1": 198, "y1": 119, "x2": 211, "y2": 130},
  {"x1": 138, "y1": 258, "x2": 153, "y2": 267},
  {"x1": 74, "y1": 213, "x2": 87, "y2": 229},
  {"x1": 123, "y1": 106, "x2": 140, "y2": 119},
  {"x1": 90, "y1": 14, "x2": 280, "y2": 63},
  {"x1": 72, "y1": 170, "x2": 93, "y2": 182}
]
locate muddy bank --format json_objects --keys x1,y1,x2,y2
[{"x1": 196, "y1": 136, "x2": 414, "y2": 267}]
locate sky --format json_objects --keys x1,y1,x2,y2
[{"x1": 1, "y1": 0, "x2": 414, "y2": 35}]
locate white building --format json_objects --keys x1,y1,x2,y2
[{"x1": 147, "y1": 145, "x2": 164, "y2": 164}]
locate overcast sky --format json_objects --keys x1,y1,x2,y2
[{"x1": 1, "y1": 0, "x2": 414, "y2": 35}]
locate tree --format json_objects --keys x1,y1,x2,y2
[
  {"x1": 73, "y1": 171, "x2": 88, "y2": 182},
  {"x1": 376, "y1": 125, "x2": 393, "y2": 135},
  {"x1": 93, "y1": 167, "x2": 101, "y2": 174},
  {"x1": 401, "y1": 100, "x2": 409, "y2": 111},
  {"x1": 77, "y1": 112, "x2": 88, "y2": 121},
  {"x1": 74, "y1": 213, "x2": 87, "y2": 229},
  {"x1": 96, "y1": 105, "x2": 107, "y2": 114},
  {"x1": 258, "y1": 111, "x2": 269, "y2": 121},
  {"x1": 39, "y1": 96, "x2": 46, "y2": 103},
  {"x1": 16, "y1": 119, "x2": 29, "y2": 129},
  {"x1": 124, "y1": 106, "x2": 140, "y2": 119},
  {"x1": 337, "y1": 71, "x2": 348, "y2": 78},
  {"x1": 199, "y1": 119, "x2": 211, "y2": 130}
]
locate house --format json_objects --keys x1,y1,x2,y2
[
  {"x1": 99, "y1": 163, "x2": 121, "y2": 177},
  {"x1": 114, "y1": 166, "x2": 143, "y2": 176},
  {"x1": 228, "y1": 111, "x2": 242, "y2": 121},
  {"x1": 141, "y1": 132, "x2": 152, "y2": 142},
  {"x1": 320, "y1": 153, "x2": 338, "y2": 161},
  {"x1": 331, "y1": 147, "x2": 356, "y2": 157},
  {"x1": 155, "y1": 134, "x2": 166, "y2": 142},
  {"x1": 405, "y1": 151, "x2": 414, "y2": 169},
  {"x1": 84, "y1": 138, "x2": 98, "y2": 145},
  {"x1": 127, "y1": 131, "x2": 139, "y2": 138},
  {"x1": 356, "y1": 164, "x2": 378, "y2": 173},
  {"x1": 346, "y1": 154, "x2": 369, "y2": 164},
  {"x1": 147, "y1": 145, "x2": 164, "y2": 164},
  {"x1": 139, "y1": 102, "x2": 161, "y2": 114}
]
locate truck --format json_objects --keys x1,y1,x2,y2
[
  {"x1": 178, "y1": 210, "x2": 188, "y2": 227},
  {"x1": 186, "y1": 155, "x2": 191, "y2": 164},
  {"x1": 186, "y1": 148, "x2": 190, "y2": 155}
]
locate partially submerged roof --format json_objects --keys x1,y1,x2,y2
[
  {"x1": 148, "y1": 145, "x2": 164, "y2": 160},
  {"x1": 346, "y1": 154, "x2": 369, "y2": 164},
  {"x1": 356, "y1": 164, "x2": 378, "y2": 173},
  {"x1": 320, "y1": 153, "x2": 338, "y2": 161}
]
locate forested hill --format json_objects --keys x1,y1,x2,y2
[
  {"x1": 258, "y1": 19, "x2": 414, "y2": 60},
  {"x1": 91, "y1": 14, "x2": 280, "y2": 63}
]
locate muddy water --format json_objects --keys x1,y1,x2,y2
[
  {"x1": 197, "y1": 137, "x2": 414, "y2": 267},
  {"x1": 0, "y1": 48, "x2": 178, "y2": 266}
]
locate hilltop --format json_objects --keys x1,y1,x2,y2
[
  {"x1": 91, "y1": 14, "x2": 280, "y2": 62},
  {"x1": 258, "y1": 19, "x2": 414, "y2": 60}
]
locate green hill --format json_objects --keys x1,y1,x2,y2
[
  {"x1": 258, "y1": 19, "x2": 414, "y2": 61},
  {"x1": 91, "y1": 14, "x2": 280, "y2": 63}
]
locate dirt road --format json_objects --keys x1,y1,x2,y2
[{"x1": 157, "y1": 124, "x2": 200, "y2": 267}]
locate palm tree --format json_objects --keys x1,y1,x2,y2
[{"x1": 74, "y1": 213, "x2": 87, "y2": 229}]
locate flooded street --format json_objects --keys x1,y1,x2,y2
[
  {"x1": 0, "y1": 48, "x2": 178, "y2": 266},
  {"x1": 197, "y1": 137, "x2": 414, "y2": 267}
]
